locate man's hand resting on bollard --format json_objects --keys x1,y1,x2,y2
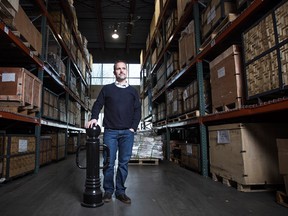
[{"x1": 86, "y1": 119, "x2": 98, "y2": 128}]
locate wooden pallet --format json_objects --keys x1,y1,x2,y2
[
  {"x1": 0, "y1": 105, "x2": 38, "y2": 116},
  {"x1": 155, "y1": 120, "x2": 166, "y2": 127},
  {"x1": 276, "y1": 191, "x2": 288, "y2": 208},
  {"x1": 11, "y1": 31, "x2": 39, "y2": 56},
  {"x1": 212, "y1": 173, "x2": 278, "y2": 192},
  {"x1": 179, "y1": 110, "x2": 200, "y2": 120},
  {"x1": 213, "y1": 101, "x2": 242, "y2": 113},
  {"x1": 129, "y1": 158, "x2": 159, "y2": 166},
  {"x1": 168, "y1": 110, "x2": 200, "y2": 123}
]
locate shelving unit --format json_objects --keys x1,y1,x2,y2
[
  {"x1": 140, "y1": 0, "x2": 288, "y2": 177},
  {"x1": 0, "y1": 0, "x2": 91, "y2": 180}
]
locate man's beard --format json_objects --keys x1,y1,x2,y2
[{"x1": 117, "y1": 74, "x2": 126, "y2": 81}]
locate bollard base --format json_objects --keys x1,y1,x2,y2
[
  {"x1": 81, "y1": 201, "x2": 104, "y2": 208},
  {"x1": 81, "y1": 192, "x2": 104, "y2": 208}
]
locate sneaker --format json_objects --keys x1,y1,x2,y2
[
  {"x1": 103, "y1": 192, "x2": 112, "y2": 203},
  {"x1": 116, "y1": 194, "x2": 131, "y2": 204}
]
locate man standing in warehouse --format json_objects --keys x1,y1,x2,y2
[{"x1": 86, "y1": 60, "x2": 141, "y2": 204}]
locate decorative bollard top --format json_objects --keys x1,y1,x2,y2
[{"x1": 86, "y1": 124, "x2": 101, "y2": 138}]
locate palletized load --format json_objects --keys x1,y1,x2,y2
[{"x1": 132, "y1": 131, "x2": 163, "y2": 160}]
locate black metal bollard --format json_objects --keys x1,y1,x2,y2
[{"x1": 76, "y1": 125, "x2": 109, "y2": 208}]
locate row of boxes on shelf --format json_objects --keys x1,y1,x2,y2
[
  {"x1": 208, "y1": 123, "x2": 288, "y2": 192},
  {"x1": 43, "y1": 88, "x2": 88, "y2": 128},
  {"x1": 0, "y1": 0, "x2": 93, "y2": 77},
  {"x1": 155, "y1": 0, "x2": 236, "y2": 69},
  {"x1": 243, "y1": 0, "x2": 288, "y2": 99},
  {"x1": 50, "y1": 10, "x2": 93, "y2": 74},
  {"x1": 143, "y1": 0, "x2": 288, "y2": 121},
  {"x1": 0, "y1": 131, "x2": 80, "y2": 180},
  {"x1": 146, "y1": 0, "x2": 189, "y2": 52},
  {"x1": 47, "y1": 42, "x2": 67, "y2": 80},
  {"x1": 144, "y1": 0, "x2": 245, "y2": 68},
  {"x1": 150, "y1": 52, "x2": 180, "y2": 95},
  {"x1": 210, "y1": 1, "x2": 288, "y2": 110},
  {"x1": 0, "y1": 67, "x2": 42, "y2": 115},
  {"x1": 0, "y1": 67, "x2": 88, "y2": 124},
  {"x1": 149, "y1": 80, "x2": 210, "y2": 122}
]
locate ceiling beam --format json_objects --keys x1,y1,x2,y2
[
  {"x1": 125, "y1": 0, "x2": 136, "y2": 53},
  {"x1": 95, "y1": 0, "x2": 105, "y2": 50}
]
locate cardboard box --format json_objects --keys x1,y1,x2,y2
[
  {"x1": 0, "y1": 0, "x2": 19, "y2": 19},
  {"x1": 209, "y1": 123, "x2": 288, "y2": 186},
  {"x1": 209, "y1": 45, "x2": 243, "y2": 112},
  {"x1": 0, "y1": 67, "x2": 42, "y2": 109},
  {"x1": 2, "y1": 134, "x2": 36, "y2": 179},
  {"x1": 49, "y1": 132, "x2": 66, "y2": 161},
  {"x1": 9, "y1": 5, "x2": 42, "y2": 54},
  {"x1": 4, "y1": 0, "x2": 19, "y2": 12},
  {"x1": 177, "y1": 0, "x2": 190, "y2": 20},
  {"x1": 276, "y1": 139, "x2": 288, "y2": 174},
  {"x1": 180, "y1": 143, "x2": 201, "y2": 172},
  {"x1": 40, "y1": 136, "x2": 52, "y2": 166},
  {"x1": 201, "y1": 0, "x2": 236, "y2": 39}
]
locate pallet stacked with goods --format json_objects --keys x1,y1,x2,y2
[
  {"x1": 0, "y1": 0, "x2": 92, "y2": 181},
  {"x1": 140, "y1": 0, "x2": 288, "y2": 198},
  {"x1": 130, "y1": 130, "x2": 164, "y2": 165}
]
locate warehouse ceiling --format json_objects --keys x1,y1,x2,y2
[{"x1": 73, "y1": 0, "x2": 155, "y2": 63}]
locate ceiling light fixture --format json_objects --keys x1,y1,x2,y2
[{"x1": 112, "y1": 29, "x2": 119, "y2": 39}]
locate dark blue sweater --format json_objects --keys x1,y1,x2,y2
[{"x1": 91, "y1": 83, "x2": 141, "y2": 131}]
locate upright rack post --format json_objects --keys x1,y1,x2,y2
[{"x1": 193, "y1": 2, "x2": 209, "y2": 177}]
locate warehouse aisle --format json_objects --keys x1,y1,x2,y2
[{"x1": 0, "y1": 155, "x2": 287, "y2": 216}]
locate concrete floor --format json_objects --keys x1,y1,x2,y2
[{"x1": 0, "y1": 155, "x2": 287, "y2": 216}]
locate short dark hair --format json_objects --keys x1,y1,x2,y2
[{"x1": 113, "y1": 60, "x2": 127, "y2": 71}]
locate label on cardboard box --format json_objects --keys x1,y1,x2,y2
[
  {"x1": 2, "y1": 73, "x2": 15, "y2": 82},
  {"x1": 186, "y1": 144, "x2": 192, "y2": 155},
  {"x1": 18, "y1": 139, "x2": 28, "y2": 152},
  {"x1": 217, "y1": 130, "x2": 230, "y2": 144},
  {"x1": 217, "y1": 67, "x2": 226, "y2": 78}
]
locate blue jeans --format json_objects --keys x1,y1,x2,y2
[{"x1": 103, "y1": 129, "x2": 134, "y2": 196}]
